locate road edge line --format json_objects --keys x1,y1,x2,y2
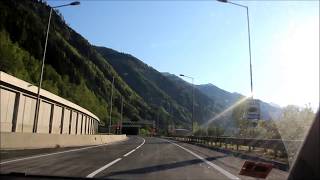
[
  {"x1": 0, "y1": 143, "x2": 117, "y2": 165},
  {"x1": 163, "y1": 138, "x2": 240, "y2": 180}
]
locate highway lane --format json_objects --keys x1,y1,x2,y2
[
  {"x1": 0, "y1": 136, "x2": 289, "y2": 179},
  {"x1": 97, "y1": 137, "x2": 236, "y2": 180},
  {"x1": 96, "y1": 137, "x2": 288, "y2": 180},
  {"x1": 0, "y1": 137, "x2": 142, "y2": 177}
]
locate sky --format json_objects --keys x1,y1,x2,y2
[{"x1": 47, "y1": 0, "x2": 319, "y2": 110}]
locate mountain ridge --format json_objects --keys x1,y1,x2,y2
[{"x1": 0, "y1": 0, "x2": 282, "y2": 134}]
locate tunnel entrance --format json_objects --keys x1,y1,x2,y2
[
  {"x1": 118, "y1": 120, "x2": 153, "y2": 135},
  {"x1": 122, "y1": 127, "x2": 139, "y2": 135},
  {"x1": 121, "y1": 123, "x2": 141, "y2": 135}
]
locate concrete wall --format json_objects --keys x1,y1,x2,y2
[
  {"x1": 0, "y1": 88, "x2": 16, "y2": 132},
  {"x1": 51, "y1": 105, "x2": 63, "y2": 134},
  {"x1": 0, "y1": 132, "x2": 128, "y2": 150},
  {"x1": 15, "y1": 95, "x2": 36, "y2": 133},
  {"x1": 0, "y1": 71, "x2": 100, "y2": 135}
]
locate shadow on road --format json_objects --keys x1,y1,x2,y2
[{"x1": 105, "y1": 155, "x2": 227, "y2": 177}]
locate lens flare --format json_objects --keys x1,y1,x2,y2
[{"x1": 201, "y1": 96, "x2": 249, "y2": 128}]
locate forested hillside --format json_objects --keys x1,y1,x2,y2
[
  {"x1": 0, "y1": 0, "x2": 152, "y2": 125},
  {"x1": 1, "y1": 0, "x2": 299, "y2": 136},
  {"x1": 196, "y1": 84, "x2": 282, "y2": 121},
  {"x1": 95, "y1": 47, "x2": 226, "y2": 128},
  {"x1": 0, "y1": 0, "x2": 220, "y2": 131}
]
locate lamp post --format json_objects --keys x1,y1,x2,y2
[
  {"x1": 108, "y1": 76, "x2": 115, "y2": 134},
  {"x1": 179, "y1": 74, "x2": 195, "y2": 134},
  {"x1": 217, "y1": 0, "x2": 254, "y2": 98},
  {"x1": 33, "y1": 1, "x2": 80, "y2": 133},
  {"x1": 120, "y1": 96, "x2": 124, "y2": 134}
]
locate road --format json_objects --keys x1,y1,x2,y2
[{"x1": 0, "y1": 136, "x2": 288, "y2": 180}]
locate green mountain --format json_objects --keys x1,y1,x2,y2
[
  {"x1": 1, "y1": 0, "x2": 215, "y2": 132},
  {"x1": 0, "y1": 0, "x2": 282, "y2": 135},
  {"x1": 196, "y1": 84, "x2": 282, "y2": 121},
  {"x1": 196, "y1": 84, "x2": 243, "y2": 108},
  {"x1": 161, "y1": 73, "x2": 232, "y2": 127},
  {"x1": 95, "y1": 47, "x2": 225, "y2": 128},
  {"x1": 0, "y1": 0, "x2": 152, "y2": 126}
]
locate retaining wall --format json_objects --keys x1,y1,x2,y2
[
  {"x1": 1, "y1": 132, "x2": 127, "y2": 150},
  {"x1": 0, "y1": 71, "x2": 100, "y2": 135}
]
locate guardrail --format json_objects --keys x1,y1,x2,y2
[{"x1": 170, "y1": 135, "x2": 303, "y2": 159}]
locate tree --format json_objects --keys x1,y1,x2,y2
[
  {"x1": 276, "y1": 105, "x2": 315, "y2": 140},
  {"x1": 207, "y1": 124, "x2": 225, "y2": 137},
  {"x1": 274, "y1": 104, "x2": 316, "y2": 166}
]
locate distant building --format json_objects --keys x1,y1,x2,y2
[{"x1": 172, "y1": 128, "x2": 192, "y2": 136}]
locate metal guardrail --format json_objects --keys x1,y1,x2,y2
[{"x1": 170, "y1": 135, "x2": 303, "y2": 158}]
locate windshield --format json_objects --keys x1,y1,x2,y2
[{"x1": 0, "y1": 0, "x2": 319, "y2": 180}]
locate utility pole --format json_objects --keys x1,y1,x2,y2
[
  {"x1": 33, "y1": 1, "x2": 80, "y2": 133},
  {"x1": 108, "y1": 76, "x2": 114, "y2": 134},
  {"x1": 157, "y1": 108, "x2": 160, "y2": 135},
  {"x1": 179, "y1": 74, "x2": 195, "y2": 134},
  {"x1": 120, "y1": 96, "x2": 124, "y2": 134},
  {"x1": 217, "y1": 0, "x2": 254, "y2": 98}
]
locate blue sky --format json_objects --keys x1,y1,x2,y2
[{"x1": 47, "y1": 1, "x2": 319, "y2": 110}]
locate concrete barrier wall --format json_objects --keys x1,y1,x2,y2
[
  {"x1": 0, "y1": 132, "x2": 128, "y2": 150},
  {"x1": 0, "y1": 71, "x2": 100, "y2": 135}
]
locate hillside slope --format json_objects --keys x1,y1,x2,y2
[
  {"x1": 196, "y1": 84, "x2": 282, "y2": 120},
  {"x1": 0, "y1": 0, "x2": 282, "y2": 134},
  {"x1": 0, "y1": 0, "x2": 152, "y2": 124},
  {"x1": 95, "y1": 47, "x2": 226, "y2": 128}
]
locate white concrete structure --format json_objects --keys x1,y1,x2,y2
[
  {"x1": 1, "y1": 132, "x2": 127, "y2": 150},
  {"x1": 0, "y1": 71, "x2": 100, "y2": 134}
]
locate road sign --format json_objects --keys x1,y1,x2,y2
[{"x1": 239, "y1": 160, "x2": 273, "y2": 179}]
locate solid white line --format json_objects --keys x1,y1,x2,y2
[
  {"x1": 86, "y1": 137, "x2": 145, "y2": 178},
  {"x1": 123, "y1": 149, "x2": 136, "y2": 157},
  {"x1": 130, "y1": 138, "x2": 145, "y2": 152},
  {"x1": 164, "y1": 139, "x2": 240, "y2": 180},
  {"x1": 0, "y1": 143, "x2": 113, "y2": 165},
  {"x1": 131, "y1": 137, "x2": 145, "y2": 151},
  {"x1": 87, "y1": 158, "x2": 122, "y2": 178},
  {"x1": 122, "y1": 137, "x2": 145, "y2": 157}
]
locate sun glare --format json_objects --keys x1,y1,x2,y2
[
  {"x1": 270, "y1": 17, "x2": 319, "y2": 110},
  {"x1": 201, "y1": 96, "x2": 249, "y2": 128}
]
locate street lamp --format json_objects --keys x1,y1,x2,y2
[
  {"x1": 120, "y1": 96, "x2": 124, "y2": 134},
  {"x1": 33, "y1": 1, "x2": 80, "y2": 133},
  {"x1": 179, "y1": 74, "x2": 195, "y2": 134},
  {"x1": 218, "y1": 0, "x2": 260, "y2": 122},
  {"x1": 118, "y1": 72, "x2": 129, "y2": 134},
  {"x1": 108, "y1": 76, "x2": 115, "y2": 134},
  {"x1": 217, "y1": 0, "x2": 254, "y2": 98}
]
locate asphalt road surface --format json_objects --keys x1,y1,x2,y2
[{"x1": 0, "y1": 136, "x2": 288, "y2": 180}]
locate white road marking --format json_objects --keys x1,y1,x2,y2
[
  {"x1": 86, "y1": 137, "x2": 145, "y2": 178},
  {"x1": 123, "y1": 149, "x2": 136, "y2": 157},
  {"x1": 86, "y1": 158, "x2": 122, "y2": 178},
  {"x1": 0, "y1": 143, "x2": 118, "y2": 165},
  {"x1": 164, "y1": 139, "x2": 240, "y2": 180},
  {"x1": 128, "y1": 137, "x2": 145, "y2": 154}
]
